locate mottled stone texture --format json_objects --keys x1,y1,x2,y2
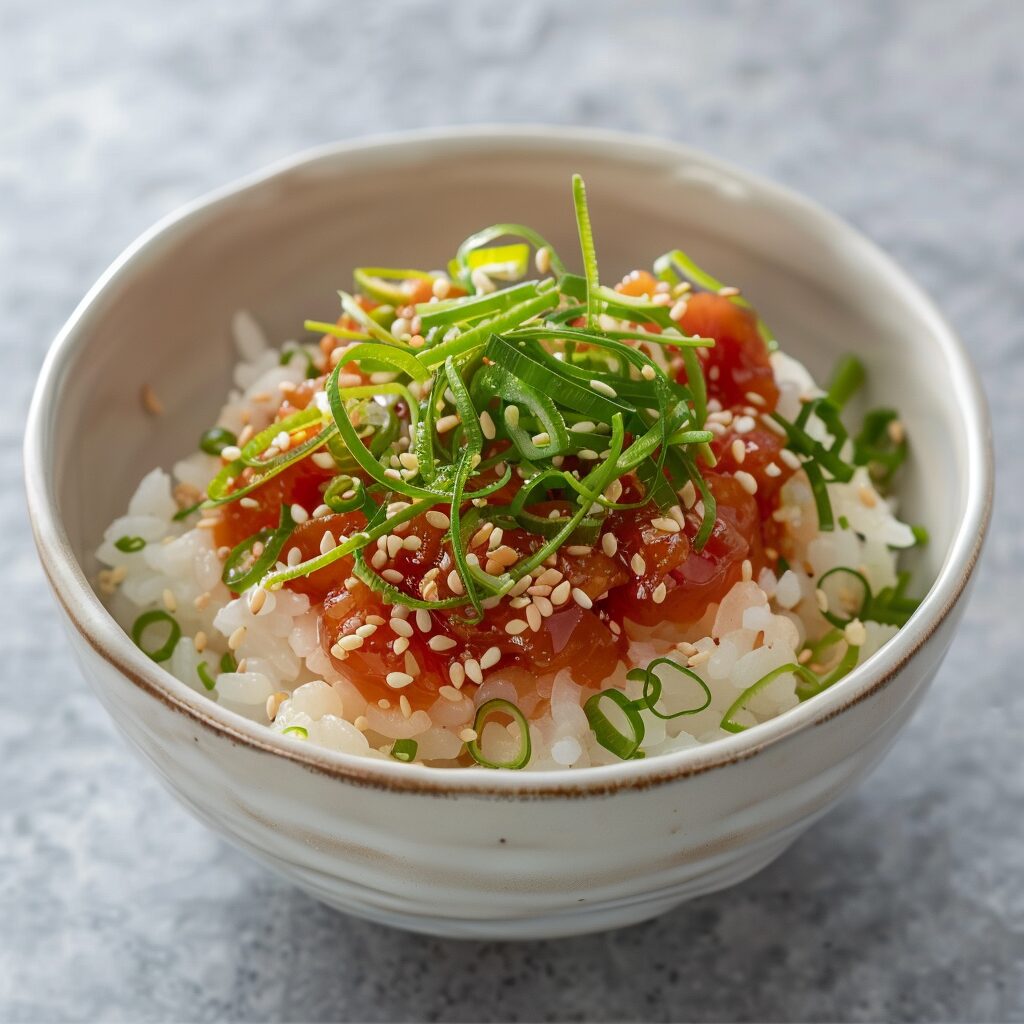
[{"x1": 3, "y1": 1, "x2": 1021, "y2": 1020}]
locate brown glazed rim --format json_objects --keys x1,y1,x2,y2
[{"x1": 24, "y1": 126, "x2": 995, "y2": 798}]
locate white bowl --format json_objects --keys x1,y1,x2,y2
[{"x1": 25, "y1": 127, "x2": 993, "y2": 939}]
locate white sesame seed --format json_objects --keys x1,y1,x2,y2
[
  {"x1": 537, "y1": 568, "x2": 563, "y2": 587},
  {"x1": 439, "y1": 685, "x2": 463, "y2": 702},
  {"x1": 631, "y1": 553, "x2": 647, "y2": 576},
  {"x1": 425, "y1": 510, "x2": 450, "y2": 530},
  {"x1": 398, "y1": 452, "x2": 419, "y2": 472},
  {"x1": 194, "y1": 631, "x2": 207, "y2": 653},
  {"x1": 228, "y1": 625, "x2": 247, "y2": 651},
  {"x1": 670, "y1": 299, "x2": 689, "y2": 321},
  {"x1": 504, "y1": 405, "x2": 520, "y2": 428},
  {"x1": 239, "y1": 497, "x2": 259, "y2": 510},
  {"x1": 526, "y1": 604, "x2": 542, "y2": 632},
  {"x1": 459, "y1": 727, "x2": 478, "y2": 743},
  {"x1": 731, "y1": 439, "x2": 746, "y2": 464},
  {"x1": 652, "y1": 582, "x2": 667, "y2": 604},
  {"x1": 571, "y1": 421, "x2": 596, "y2": 433},
  {"x1": 641, "y1": 364, "x2": 657, "y2": 381},
  {"x1": 247, "y1": 587, "x2": 267, "y2": 615},
  {"x1": 679, "y1": 480, "x2": 697, "y2": 509},
  {"x1": 386, "y1": 535, "x2": 403, "y2": 559},
  {"x1": 651, "y1": 517, "x2": 681, "y2": 534},
  {"x1": 162, "y1": 588, "x2": 177, "y2": 612},
  {"x1": 386, "y1": 672, "x2": 415, "y2": 689},
  {"x1": 465, "y1": 659, "x2": 483, "y2": 684},
  {"x1": 571, "y1": 587, "x2": 593, "y2": 609},
  {"x1": 531, "y1": 431, "x2": 551, "y2": 446},
  {"x1": 480, "y1": 646, "x2": 501, "y2": 669},
  {"x1": 220, "y1": 444, "x2": 242, "y2": 461},
  {"x1": 399, "y1": 694, "x2": 413, "y2": 719},
  {"x1": 402, "y1": 535, "x2": 422, "y2": 551},
  {"x1": 436, "y1": 414, "x2": 460, "y2": 434},
  {"x1": 428, "y1": 635, "x2": 457, "y2": 652},
  {"x1": 765, "y1": 462, "x2": 782, "y2": 477},
  {"x1": 356, "y1": 623, "x2": 378, "y2": 638},
  {"x1": 390, "y1": 617, "x2": 414, "y2": 637},
  {"x1": 381, "y1": 569, "x2": 403, "y2": 584},
  {"x1": 858, "y1": 486, "x2": 878, "y2": 508},
  {"x1": 735, "y1": 470, "x2": 758, "y2": 495},
  {"x1": 816, "y1": 589, "x2": 829, "y2": 613},
  {"x1": 353, "y1": 716, "x2": 369, "y2": 731},
  {"x1": 734, "y1": 415, "x2": 756, "y2": 434},
  {"x1": 601, "y1": 533, "x2": 618, "y2": 557},
  {"x1": 741, "y1": 559, "x2": 753, "y2": 582},
  {"x1": 319, "y1": 531, "x2": 336, "y2": 554},
  {"x1": 551, "y1": 580, "x2": 571, "y2": 605},
  {"x1": 845, "y1": 619, "x2": 868, "y2": 647},
  {"x1": 449, "y1": 662, "x2": 466, "y2": 688},
  {"x1": 505, "y1": 618, "x2": 528, "y2": 635},
  {"x1": 535, "y1": 246, "x2": 551, "y2": 274},
  {"x1": 371, "y1": 549, "x2": 387, "y2": 570},
  {"x1": 416, "y1": 610, "x2": 432, "y2": 633},
  {"x1": 447, "y1": 570, "x2": 465, "y2": 595},
  {"x1": 471, "y1": 267, "x2": 496, "y2": 293},
  {"x1": 312, "y1": 452, "x2": 335, "y2": 470},
  {"x1": 590, "y1": 379, "x2": 617, "y2": 399},
  {"x1": 566, "y1": 545, "x2": 591, "y2": 556},
  {"x1": 288, "y1": 503, "x2": 309, "y2": 525},
  {"x1": 780, "y1": 448, "x2": 802, "y2": 471},
  {"x1": 335, "y1": 634, "x2": 364, "y2": 652},
  {"x1": 479, "y1": 410, "x2": 496, "y2": 440},
  {"x1": 393, "y1": 636, "x2": 410, "y2": 655}
]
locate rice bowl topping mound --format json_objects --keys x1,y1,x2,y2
[{"x1": 96, "y1": 177, "x2": 924, "y2": 769}]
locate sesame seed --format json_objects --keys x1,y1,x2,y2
[
  {"x1": 480, "y1": 646, "x2": 501, "y2": 669},
  {"x1": 641, "y1": 364, "x2": 657, "y2": 381},
  {"x1": 731, "y1": 439, "x2": 746, "y2": 463},
  {"x1": 398, "y1": 452, "x2": 419, "y2": 472},
  {"x1": 887, "y1": 419, "x2": 906, "y2": 444},
  {"x1": 402, "y1": 535, "x2": 422, "y2": 551},
  {"x1": 532, "y1": 431, "x2": 551, "y2": 446},
  {"x1": 459, "y1": 727, "x2": 478, "y2": 743},
  {"x1": 601, "y1": 533, "x2": 618, "y2": 557},
  {"x1": 571, "y1": 420, "x2": 596, "y2": 433},
  {"x1": 371, "y1": 549, "x2": 387, "y2": 570},
  {"x1": 194, "y1": 631, "x2": 207, "y2": 653},
  {"x1": 631, "y1": 554, "x2": 647, "y2": 576},
  {"x1": 416, "y1": 610, "x2": 432, "y2": 633},
  {"x1": 162, "y1": 588, "x2": 177, "y2": 612},
  {"x1": 425, "y1": 510, "x2": 450, "y2": 530},
  {"x1": 432, "y1": 277, "x2": 451, "y2": 299},
  {"x1": 590, "y1": 379, "x2": 618, "y2": 398},
  {"x1": 335, "y1": 635, "x2": 364, "y2": 653},
  {"x1": 741, "y1": 559, "x2": 753, "y2": 582},
  {"x1": 141, "y1": 384, "x2": 164, "y2": 416},
  {"x1": 393, "y1": 636, "x2": 410, "y2": 655},
  {"x1": 386, "y1": 535, "x2": 403, "y2": 559},
  {"x1": 735, "y1": 470, "x2": 758, "y2": 495},
  {"x1": 780, "y1": 448, "x2": 802, "y2": 471},
  {"x1": 535, "y1": 246, "x2": 551, "y2": 274},
  {"x1": 651, "y1": 517, "x2": 681, "y2": 534},
  {"x1": 652, "y1": 582, "x2": 667, "y2": 604},
  {"x1": 386, "y1": 672, "x2": 415, "y2": 689},
  {"x1": 509, "y1": 596, "x2": 531, "y2": 609},
  {"x1": 384, "y1": 468, "x2": 403, "y2": 481},
  {"x1": 355, "y1": 623, "x2": 377, "y2": 638},
  {"x1": 504, "y1": 405, "x2": 520, "y2": 428},
  {"x1": 679, "y1": 480, "x2": 697, "y2": 509},
  {"x1": 571, "y1": 587, "x2": 593, "y2": 609},
  {"x1": 526, "y1": 604, "x2": 542, "y2": 632},
  {"x1": 436, "y1": 414, "x2": 460, "y2": 434},
  {"x1": 228, "y1": 626, "x2": 247, "y2": 651},
  {"x1": 479, "y1": 410, "x2": 496, "y2": 440},
  {"x1": 765, "y1": 463, "x2": 782, "y2": 478},
  {"x1": 381, "y1": 569, "x2": 403, "y2": 584},
  {"x1": 391, "y1": 618, "x2": 414, "y2": 637},
  {"x1": 505, "y1": 618, "x2": 528, "y2": 635},
  {"x1": 465, "y1": 659, "x2": 483, "y2": 684},
  {"x1": 447, "y1": 570, "x2": 465, "y2": 595},
  {"x1": 266, "y1": 691, "x2": 289, "y2": 721},
  {"x1": 566, "y1": 545, "x2": 591, "y2": 556},
  {"x1": 247, "y1": 587, "x2": 267, "y2": 615},
  {"x1": 745, "y1": 391, "x2": 767, "y2": 407},
  {"x1": 471, "y1": 267, "x2": 496, "y2": 293},
  {"x1": 550, "y1": 580, "x2": 571, "y2": 605},
  {"x1": 734, "y1": 415, "x2": 756, "y2": 434},
  {"x1": 537, "y1": 568, "x2": 563, "y2": 587},
  {"x1": 439, "y1": 685, "x2": 463, "y2": 702},
  {"x1": 449, "y1": 662, "x2": 466, "y2": 688},
  {"x1": 858, "y1": 486, "x2": 878, "y2": 508},
  {"x1": 194, "y1": 592, "x2": 211, "y2": 610},
  {"x1": 311, "y1": 452, "x2": 335, "y2": 470},
  {"x1": 428, "y1": 635, "x2": 457, "y2": 652},
  {"x1": 534, "y1": 595, "x2": 553, "y2": 617},
  {"x1": 399, "y1": 694, "x2": 413, "y2": 719},
  {"x1": 816, "y1": 589, "x2": 829, "y2": 613},
  {"x1": 319, "y1": 531, "x2": 336, "y2": 554},
  {"x1": 239, "y1": 497, "x2": 259, "y2": 509}
]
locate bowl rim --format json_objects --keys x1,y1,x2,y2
[{"x1": 24, "y1": 124, "x2": 994, "y2": 797}]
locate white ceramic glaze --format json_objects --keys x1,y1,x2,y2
[{"x1": 25, "y1": 127, "x2": 993, "y2": 939}]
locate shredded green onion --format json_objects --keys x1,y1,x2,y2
[{"x1": 197, "y1": 661, "x2": 218, "y2": 691}]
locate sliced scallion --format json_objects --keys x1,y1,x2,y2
[
  {"x1": 114, "y1": 535, "x2": 146, "y2": 553},
  {"x1": 466, "y1": 699, "x2": 532, "y2": 769},
  {"x1": 131, "y1": 610, "x2": 181, "y2": 663}
]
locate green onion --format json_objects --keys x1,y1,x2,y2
[
  {"x1": 220, "y1": 651, "x2": 238, "y2": 673},
  {"x1": 199, "y1": 426, "x2": 238, "y2": 456},
  {"x1": 825, "y1": 355, "x2": 865, "y2": 411},
  {"x1": 911, "y1": 524, "x2": 929, "y2": 546},
  {"x1": 817, "y1": 567, "x2": 871, "y2": 628},
  {"x1": 720, "y1": 662, "x2": 820, "y2": 733},
  {"x1": 353, "y1": 267, "x2": 435, "y2": 305},
  {"x1": 282, "y1": 725, "x2": 308, "y2": 739},
  {"x1": 584, "y1": 688, "x2": 646, "y2": 759},
  {"x1": 571, "y1": 174, "x2": 600, "y2": 327},
  {"x1": 131, "y1": 610, "x2": 181, "y2": 663},
  {"x1": 626, "y1": 657, "x2": 712, "y2": 719},
  {"x1": 114, "y1": 535, "x2": 146, "y2": 553},
  {"x1": 279, "y1": 346, "x2": 319, "y2": 379},
  {"x1": 221, "y1": 505, "x2": 295, "y2": 593},
  {"x1": 854, "y1": 408, "x2": 907, "y2": 485},
  {"x1": 454, "y1": 223, "x2": 566, "y2": 289},
  {"x1": 465, "y1": 243, "x2": 530, "y2": 281},
  {"x1": 197, "y1": 661, "x2": 218, "y2": 691},
  {"x1": 466, "y1": 699, "x2": 532, "y2": 769},
  {"x1": 390, "y1": 739, "x2": 418, "y2": 762}
]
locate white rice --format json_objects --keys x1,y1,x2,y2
[{"x1": 95, "y1": 315, "x2": 915, "y2": 768}]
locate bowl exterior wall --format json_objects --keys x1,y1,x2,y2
[{"x1": 59, "y1": 593, "x2": 963, "y2": 939}]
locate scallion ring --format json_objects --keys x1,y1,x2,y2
[
  {"x1": 466, "y1": 699, "x2": 532, "y2": 770},
  {"x1": 390, "y1": 739, "x2": 418, "y2": 762},
  {"x1": 114, "y1": 535, "x2": 146, "y2": 553},
  {"x1": 817, "y1": 567, "x2": 871, "y2": 628},
  {"x1": 584, "y1": 688, "x2": 646, "y2": 760},
  {"x1": 626, "y1": 657, "x2": 712, "y2": 719},
  {"x1": 131, "y1": 610, "x2": 181, "y2": 663}
]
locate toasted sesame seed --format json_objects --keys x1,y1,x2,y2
[
  {"x1": 816, "y1": 589, "x2": 829, "y2": 613},
  {"x1": 679, "y1": 480, "x2": 697, "y2": 509},
  {"x1": 590, "y1": 379, "x2": 617, "y2": 398},
  {"x1": 416, "y1": 610, "x2": 432, "y2": 632},
  {"x1": 432, "y1": 277, "x2": 451, "y2": 299},
  {"x1": 652, "y1": 582, "x2": 667, "y2": 604},
  {"x1": 734, "y1": 415, "x2": 756, "y2": 434},
  {"x1": 798, "y1": 648, "x2": 813, "y2": 664},
  {"x1": 355, "y1": 623, "x2": 377, "y2": 639},
  {"x1": 532, "y1": 431, "x2": 551, "y2": 446},
  {"x1": 436, "y1": 414, "x2": 460, "y2": 434},
  {"x1": 399, "y1": 694, "x2": 412, "y2": 719},
  {"x1": 228, "y1": 625, "x2": 247, "y2": 651},
  {"x1": 371, "y1": 549, "x2": 387, "y2": 570},
  {"x1": 533, "y1": 595, "x2": 553, "y2": 617},
  {"x1": 571, "y1": 587, "x2": 593, "y2": 609},
  {"x1": 651, "y1": 516, "x2": 681, "y2": 534},
  {"x1": 386, "y1": 535, "x2": 403, "y2": 559},
  {"x1": 194, "y1": 631, "x2": 207, "y2": 653},
  {"x1": 566, "y1": 545, "x2": 592, "y2": 556},
  {"x1": 335, "y1": 635, "x2": 364, "y2": 653},
  {"x1": 526, "y1": 604, "x2": 542, "y2": 632},
  {"x1": 162, "y1": 588, "x2": 177, "y2": 612},
  {"x1": 471, "y1": 267, "x2": 496, "y2": 293},
  {"x1": 858, "y1": 485, "x2": 878, "y2": 508},
  {"x1": 669, "y1": 299, "x2": 689, "y2": 321},
  {"x1": 631, "y1": 553, "x2": 647, "y2": 576},
  {"x1": 402, "y1": 535, "x2": 422, "y2": 552},
  {"x1": 439, "y1": 685, "x2": 463, "y2": 702},
  {"x1": 537, "y1": 568, "x2": 563, "y2": 587},
  {"x1": 393, "y1": 636, "x2": 410, "y2": 655},
  {"x1": 505, "y1": 618, "x2": 528, "y2": 635},
  {"x1": 398, "y1": 452, "x2": 419, "y2": 472},
  {"x1": 381, "y1": 569, "x2": 403, "y2": 584},
  {"x1": 391, "y1": 618, "x2": 414, "y2": 637},
  {"x1": 425, "y1": 510, "x2": 450, "y2": 530},
  {"x1": 509, "y1": 596, "x2": 531, "y2": 609},
  {"x1": 239, "y1": 496, "x2": 259, "y2": 510},
  {"x1": 247, "y1": 587, "x2": 267, "y2": 615},
  {"x1": 266, "y1": 691, "x2": 288, "y2": 721},
  {"x1": 551, "y1": 580, "x2": 571, "y2": 605},
  {"x1": 465, "y1": 659, "x2": 483, "y2": 684},
  {"x1": 194, "y1": 592, "x2": 211, "y2": 610},
  {"x1": 735, "y1": 470, "x2": 758, "y2": 495},
  {"x1": 386, "y1": 671, "x2": 414, "y2": 689},
  {"x1": 480, "y1": 646, "x2": 501, "y2": 670}
]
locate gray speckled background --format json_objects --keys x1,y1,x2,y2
[{"x1": 3, "y1": 1, "x2": 1022, "y2": 1021}]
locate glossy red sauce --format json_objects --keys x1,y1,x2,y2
[{"x1": 211, "y1": 277, "x2": 792, "y2": 706}]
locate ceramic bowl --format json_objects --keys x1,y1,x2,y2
[{"x1": 25, "y1": 127, "x2": 993, "y2": 939}]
